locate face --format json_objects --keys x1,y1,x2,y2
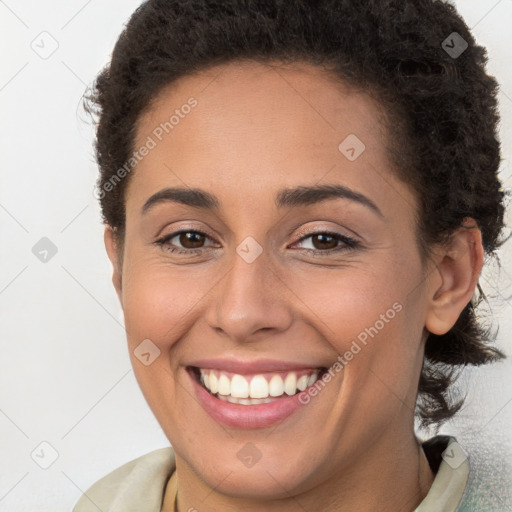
[{"x1": 108, "y1": 60, "x2": 437, "y2": 499}]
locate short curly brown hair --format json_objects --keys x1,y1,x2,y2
[{"x1": 84, "y1": 0, "x2": 507, "y2": 429}]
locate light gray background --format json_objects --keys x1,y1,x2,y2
[{"x1": 0, "y1": 1, "x2": 511, "y2": 510}]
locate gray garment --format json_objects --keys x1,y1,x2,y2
[{"x1": 73, "y1": 436, "x2": 470, "y2": 512}]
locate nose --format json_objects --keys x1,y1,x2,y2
[{"x1": 205, "y1": 243, "x2": 294, "y2": 343}]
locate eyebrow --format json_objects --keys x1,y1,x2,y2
[{"x1": 141, "y1": 183, "x2": 383, "y2": 217}]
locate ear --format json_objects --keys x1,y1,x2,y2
[
  {"x1": 104, "y1": 225, "x2": 123, "y2": 305},
  {"x1": 425, "y1": 219, "x2": 484, "y2": 336}
]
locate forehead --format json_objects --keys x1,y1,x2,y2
[
  {"x1": 129, "y1": 60, "x2": 414, "y2": 219},
  {"x1": 138, "y1": 59, "x2": 388, "y2": 149}
]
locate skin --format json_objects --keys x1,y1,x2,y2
[{"x1": 104, "y1": 60, "x2": 483, "y2": 512}]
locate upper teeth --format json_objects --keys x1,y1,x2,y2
[{"x1": 199, "y1": 369, "x2": 320, "y2": 399}]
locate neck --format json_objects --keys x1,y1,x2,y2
[{"x1": 172, "y1": 430, "x2": 435, "y2": 512}]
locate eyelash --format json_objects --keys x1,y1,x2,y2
[{"x1": 154, "y1": 229, "x2": 360, "y2": 256}]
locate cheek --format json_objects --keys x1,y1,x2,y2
[
  {"x1": 121, "y1": 262, "x2": 208, "y2": 349},
  {"x1": 299, "y1": 262, "x2": 423, "y2": 403},
  {"x1": 288, "y1": 260, "x2": 407, "y2": 344},
  {"x1": 119, "y1": 263, "x2": 198, "y2": 426},
  {"x1": 322, "y1": 287, "x2": 410, "y2": 382}
]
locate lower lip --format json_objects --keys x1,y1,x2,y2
[{"x1": 188, "y1": 369, "x2": 313, "y2": 429}]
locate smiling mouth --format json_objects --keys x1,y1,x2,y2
[{"x1": 189, "y1": 366, "x2": 328, "y2": 405}]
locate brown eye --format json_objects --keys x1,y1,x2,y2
[
  {"x1": 310, "y1": 233, "x2": 338, "y2": 250},
  {"x1": 178, "y1": 231, "x2": 206, "y2": 249},
  {"x1": 154, "y1": 229, "x2": 215, "y2": 254},
  {"x1": 291, "y1": 230, "x2": 360, "y2": 254}
]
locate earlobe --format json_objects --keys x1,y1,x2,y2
[
  {"x1": 104, "y1": 225, "x2": 123, "y2": 304},
  {"x1": 425, "y1": 219, "x2": 483, "y2": 336}
]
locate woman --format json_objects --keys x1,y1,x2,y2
[{"x1": 75, "y1": 0, "x2": 507, "y2": 510}]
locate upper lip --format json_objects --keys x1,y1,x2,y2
[{"x1": 188, "y1": 358, "x2": 325, "y2": 374}]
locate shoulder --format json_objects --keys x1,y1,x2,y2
[
  {"x1": 72, "y1": 446, "x2": 176, "y2": 512},
  {"x1": 416, "y1": 435, "x2": 470, "y2": 512}
]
